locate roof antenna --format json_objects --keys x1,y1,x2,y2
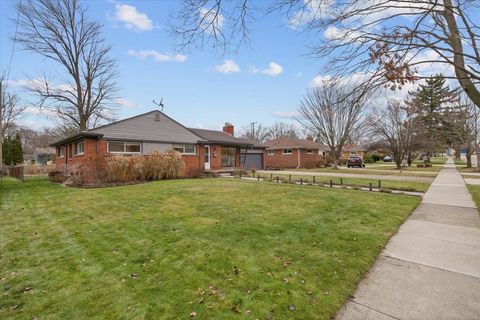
[{"x1": 153, "y1": 98, "x2": 164, "y2": 112}]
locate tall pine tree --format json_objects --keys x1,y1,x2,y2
[{"x1": 406, "y1": 74, "x2": 459, "y2": 155}]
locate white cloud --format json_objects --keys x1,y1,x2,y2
[
  {"x1": 7, "y1": 78, "x2": 47, "y2": 90},
  {"x1": 251, "y1": 62, "x2": 284, "y2": 76},
  {"x1": 214, "y1": 60, "x2": 240, "y2": 74},
  {"x1": 199, "y1": 7, "x2": 224, "y2": 34},
  {"x1": 309, "y1": 74, "x2": 332, "y2": 87},
  {"x1": 127, "y1": 50, "x2": 187, "y2": 63},
  {"x1": 288, "y1": 0, "x2": 334, "y2": 29},
  {"x1": 24, "y1": 106, "x2": 56, "y2": 117},
  {"x1": 114, "y1": 4, "x2": 153, "y2": 32},
  {"x1": 113, "y1": 98, "x2": 135, "y2": 108},
  {"x1": 273, "y1": 111, "x2": 299, "y2": 119}
]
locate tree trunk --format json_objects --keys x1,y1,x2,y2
[
  {"x1": 443, "y1": 0, "x2": 480, "y2": 109},
  {"x1": 466, "y1": 154, "x2": 472, "y2": 168},
  {"x1": 455, "y1": 147, "x2": 461, "y2": 160},
  {"x1": 332, "y1": 157, "x2": 338, "y2": 169},
  {"x1": 395, "y1": 160, "x2": 402, "y2": 170}
]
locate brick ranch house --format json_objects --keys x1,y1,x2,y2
[
  {"x1": 262, "y1": 137, "x2": 366, "y2": 169},
  {"x1": 262, "y1": 137, "x2": 329, "y2": 169},
  {"x1": 50, "y1": 110, "x2": 263, "y2": 176}
]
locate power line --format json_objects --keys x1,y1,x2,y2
[{"x1": 5, "y1": 5, "x2": 20, "y2": 87}]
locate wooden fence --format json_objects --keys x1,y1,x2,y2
[{"x1": 8, "y1": 165, "x2": 24, "y2": 181}]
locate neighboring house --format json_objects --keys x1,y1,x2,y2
[
  {"x1": 262, "y1": 137, "x2": 328, "y2": 169},
  {"x1": 341, "y1": 144, "x2": 366, "y2": 159},
  {"x1": 50, "y1": 110, "x2": 254, "y2": 176},
  {"x1": 32, "y1": 147, "x2": 56, "y2": 164}
]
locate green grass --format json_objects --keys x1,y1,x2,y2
[
  {"x1": 413, "y1": 157, "x2": 448, "y2": 165},
  {"x1": 290, "y1": 167, "x2": 436, "y2": 177},
  {"x1": 467, "y1": 185, "x2": 480, "y2": 209},
  {"x1": 0, "y1": 177, "x2": 420, "y2": 319},
  {"x1": 255, "y1": 173, "x2": 431, "y2": 192},
  {"x1": 454, "y1": 159, "x2": 467, "y2": 166},
  {"x1": 365, "y1": 165, "x2": 442, "y2": 172}
]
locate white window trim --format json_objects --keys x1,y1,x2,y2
[
  {"x1": 283, "y1": 148, "x2": 292, "y2": 155},
  {"x1": 268, "y1": 149, "x2": 274, "y2": 156},
  {"x1": 173, "y1": 144, "x2": 197, "y2": 155},
  {"x1": 58, "y1": 147, "x2": 65, "y2": 158},
  {"x1": 75, "y1": 142, "x2": 85, "y2": 156},
  {"x1": 107, "y1": 141, "x2": 142, "y2": 154}
]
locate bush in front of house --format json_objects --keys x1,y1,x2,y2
[
  {"x1": 24, "y1": 163, "x2": 56, "y2": 175},
  {"x1": 66, "y1": 151, "x2": 184, "y2": 186}
]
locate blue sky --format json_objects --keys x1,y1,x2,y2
[{"x1": 0, "y1": 0, "x2": 328, "y2": 133}]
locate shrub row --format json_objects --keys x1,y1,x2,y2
[{"x1": 68, "y1": 151, "x2": 184, "y2": 186}]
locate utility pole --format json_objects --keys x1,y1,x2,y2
[{"x1": 250, "y1": 121, "x2": 257, "y2": 141}]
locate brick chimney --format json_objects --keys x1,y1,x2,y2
[
  {"x1": 223, "y1": 122, "x2": 234, "y2": 136},
  {"x1": 306, "y1": 135, "x2": 314, "y2": 141}
]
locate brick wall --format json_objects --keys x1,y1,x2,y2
[
  {"x1": 54, "y1": 139, "x2": 246, "y2": 177},
  {"x1": 54, "y1": 138, "x2": 104, "y2": 175},
  {"x1": 265, "y1": 148, "x2": 323, "y2": 169}
]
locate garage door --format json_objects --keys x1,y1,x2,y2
[{"x1": 240, "y1": 153, "x2": 263, "y2": 170}]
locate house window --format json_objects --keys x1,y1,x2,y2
[
  {"x1": 108, "y1": 141, "x2": 141, "y2": 154},
  {"x1": 350, "y1": 151, "x2": 357, "y2": 156},
  {"x1": 172, "y1": 144, "x2": 196, "y2": 155},
  {"x1": 268, "y1": 149, "x2": 274, "y2": 156},
  {"x1": 306, "y1": 148, "x2": 313, "y2": 154},
  {"x1": 283, "y1": 148, "x2": 292, "y2": 155},
  {"x1": 221, "y1": 147, "x2": 237, "y2": 167},
  {"x1": 75, "y1": 141, "x2": 84, "y2": 155},
  {"x1": 58, "y1": 147, "x2": 65, "y2": 158}
]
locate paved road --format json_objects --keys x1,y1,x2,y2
[
  {"x1": 258, "y1": 170, "x2": 434, "y2": 183},
  {"x1": 335, "y1": 158, "x2": 480, "y2": 320}
]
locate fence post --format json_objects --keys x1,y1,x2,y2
[
  {"x1": 340, "y1": 178, "x2": 343, "y2": 185},
  {"x1": 276, "y1": 176, "x2": 279, "y2": 183},
  {"x1": 289, "y1": 174, "x2": 291, "y2": 181},
  {"x1": 378, "y1": 180, "x2": 381, "y2": 188},
  {"x1": 300, "y1": 178, "x2": 303, "y2": 185},
  {"x1": 257, "y1": 175, "x2": 260, "y2": 181},
  {"x1": 313, "y1": 176, "x2": 316, "y2": 184},
  {"x1": 252, "y1": 172, "x2": 255, "y2": 178},
  {"x1": 330, "y1": 180, "x2": 333, "y2": 188},
  {"x1": 369, "y1": 182, "x2": 373, "y2": 191},
  {"x1": 270, "y1": 173, "x2": 273, "y2": 180}
]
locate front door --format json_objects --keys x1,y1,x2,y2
[{"x1": 204, "y1": 145, "x2": 211, "y2": 170}]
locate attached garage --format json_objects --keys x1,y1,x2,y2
[{"x1": 240, "y1": 147, "x2": 264, "y2": 170}]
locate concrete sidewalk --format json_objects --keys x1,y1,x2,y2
[{"x1": 336, "y1": 158, "x2": 480, "y2": 320}]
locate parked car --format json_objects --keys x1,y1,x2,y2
[
  {"x1": 383, "y1": 156, "x2": 394, "y2": 163},
  {"x1": 347, "y1": 156, "x2": 365, "y2": 168}
]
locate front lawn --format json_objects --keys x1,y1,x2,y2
[
  {"x1": 0, "y1": 177, "x2": 420, "y2": 319},
  {"x1": 290, "y1": 167, "x2": 436, "y2": 177},
  {"x1": 254, "y1": 173, "x2": 431, "y2": 192}
]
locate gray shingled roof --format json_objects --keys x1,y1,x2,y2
[
  {"x1": 262, "y1": 138, "x2": 327, "y2": 150},
  {"x1": 189, "y1": 128, "x2": 253, "y2": 146},
  {"x1": 88, "y1": 110, "x2": 205, "y2": 144}
]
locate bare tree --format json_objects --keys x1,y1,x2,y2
[
  {"x1": 0, "y1": 75, "x2": 26, "y2": 168},
  {"x1": 172, "y1": 1, "x2": 480, "y2": 108},
  {"x1": 1, "y1": 77, "x2": 26, "y2": 139},
  {"x1": 448, "y1": 93, "x2": 479, "y2": 167},
  {"x1": 241, "y1": 123, "x2": 268, "y2": 143},
  {"x1": 266, "y1": 122, "x2": 299, "y2": 140},
  {"x1": 372, "y1": 101, "x2": 416, "y2": 169},
  {"x1": 297, "y1": 79, "x2": 371, "y2": 169},
  {"x1": 15, "y1": 0, "x2": 119, "y2": 132}
]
